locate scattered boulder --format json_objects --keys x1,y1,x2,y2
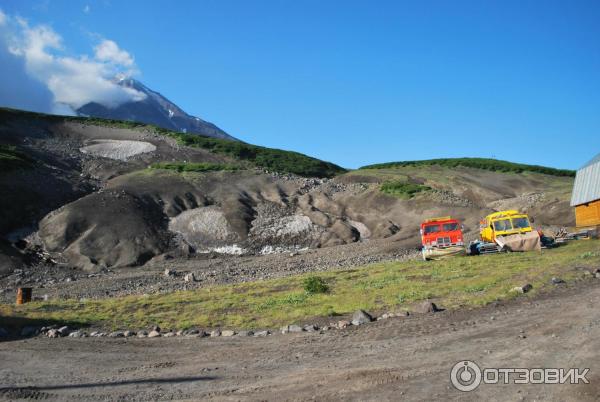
[
  {"x1": 184, "y1": 273, "x2": 196, "y2": 282},
  {"x1": 164, "y1": 269, "x2": 175, "y2": 278},
  {"x1": 254, "y1": 330, "x2": 270, "y2": 337},
  {"x1": 351, "y1": 310, "x2": 373, "y2": 326},
  {"x1": 163, "y1": 332, "x2": 176, "y2": 337},
  {"x1": 511, "y1": 284, "x2": 533, "y2": 294},
  {"x1": 337, "y1": 320, "x2": 350, "y2": 329},
  {"x1": 210, "y1": 329, "x2": 221, "y2": 337},
  {"x1": 184, "y1": 329, "x2": 205, "y2": 337},
  {"x1": 237, "y1": 330, "x2": 253, "y2": 337},
  {"x1": 416, "y1": 301, "x2": 441, "y2": 314},
  {"x1": 221, "y1": 330, "x2": 236, "y2": 337},
  {"x1": 551, "y1": 277, "x2": 565, "y2": 285},
  {"x1": 148, "y1": 330, "x2": 161, "y2": 338},
  {"x1": 137, "y1": 330, "x2": 149, "y2": 338},
  {"x1": 109, "y1": 331, "x2": 125, "y2": 338},
  {"x1": 68, "y1": 330, "x2": 85, "y2": 338},
  {"x1": 57, "y1": 326, "x2": 72, "y2": 336},
  {"x1": 123, "y1": 330, "x2": 136, "y2": 337},
  {"x1": 303, "y1": 324, "x2": 318, "y2": 332},
  {"x1": 20, "y1": 326, "x2": 39, "y2": 337},
  {"x1": 280, "y1": 324, "x2": 305, "y2": 334},
  {"x1": 47, "y1": 329, "x2": 60, "y2": 338}
]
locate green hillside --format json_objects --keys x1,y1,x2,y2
[
  {"x1": 360, "y1": 157, "x2": 575, "y2": 177},
  {"x1": 0, "y1": 107, "x2": 346, "y2": 178}
]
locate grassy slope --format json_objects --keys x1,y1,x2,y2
[
  {"x1": 0, "y1": 145, "x2": 33, "y2": 172},
  {"x1": 360, "y1": 157, "x2": 575, "y2": 177},
  {"x1": 344, "y1": 165, "x2": 574, "y2": 202},
  {"x1": 162, "y1": 130, "x2": 345, "y2": 178},
  {"x1": 379, "y1": 181, "x2": 431, "y2": 199},
  {"x1": 2, "y1": 240, "x2": 599, "y2": 331},
  {"x1": 149, "y1": 162, "x2": 241, "y2": 173},
  {"x1": 0, "y1": 107, "x2": 346, "y2": 178}
]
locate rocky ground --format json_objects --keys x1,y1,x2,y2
[
  {"x1": 1, "y1": 279, "x2": 598, "y2": 401},
  {"x1": 0, "y1": 238, "x2": 419, "y2": 303},
  {"x1": 1, "y1": 110, "x2": 575, "y2": 276}
]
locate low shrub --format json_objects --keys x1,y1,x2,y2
[
  {"x1": 303, "y1": 276, "x2": 329, "y2": 294},
  {"x1": 380, "y1": 181, "x2": 431, "y2": 198}
]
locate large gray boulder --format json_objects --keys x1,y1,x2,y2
[
  {"x1": 416, "y1": 301, "x2": 441, "y2": 314},
  {"x1": 351, "y1": 310, "x2": 373, "y2": 326}
]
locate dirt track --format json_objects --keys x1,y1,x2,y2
[{"x1": 1, "y1": 281, "x2": 598, "y2": 401}]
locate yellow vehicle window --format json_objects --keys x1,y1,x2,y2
[
  {"x1": 493, "y1": 219, "x2": 512, "y2": 231},
  {"x1": 512, "y1": 217, "x2": 530, "y2": 229}
]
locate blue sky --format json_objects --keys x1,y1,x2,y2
[{"x1": 1, "y1": 0, "x2": 600, "y2": 169}]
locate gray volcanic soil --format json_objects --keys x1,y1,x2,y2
[
  {"x1": 1, "y1": 111, "x2": 575, "y2": 281},
  {"x1": 1, "y1": 279, "x2": 598, "y2": 401}
]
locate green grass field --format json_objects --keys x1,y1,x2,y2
[{"x1": 2, "y1": 240, "x2": 599, "y2": 331}]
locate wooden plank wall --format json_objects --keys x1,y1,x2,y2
[{"x1": 575, "y1": 199, "x2": 600, "y2": 227}]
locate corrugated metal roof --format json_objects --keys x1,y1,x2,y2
[
  {"x1": 571, "y1": 152, "x2": 600, "y2": 206},
  {"x1": 581, "y1": 153, "x2": 600, "y2": 169}
]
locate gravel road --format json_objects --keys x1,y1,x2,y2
[{"x1": 1, "y1": 281, "x2": 598, "y2": 401}]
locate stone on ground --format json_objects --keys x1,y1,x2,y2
[
  {"x1": 416, "y1": 301, "x2": 441, "y2": 313},
  {"x1": 511, "y1": 284, "x2": 533, "y2": 293},
  {"x1": 351, "y1": 310, "x2": 373, "y2": 326}
]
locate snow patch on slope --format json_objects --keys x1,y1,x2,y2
[{"x1": 79, "y1": 140, "x2": 156, "y2": 161}]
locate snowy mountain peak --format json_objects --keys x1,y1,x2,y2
[{"x1": 76, "y1": 78, "x2": 237, "y2": 141}]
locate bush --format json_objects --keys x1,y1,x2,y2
[
  {"x1": 360, "y1": 157, "x2": 575, "y2": 177},
  {"x1": 303, "y1": 276, "x2": 329, "y2": 294},
  {"x1": 380, "y1": 181, "x2": 431, "y2": 198},
  {"x1": 149, "y1": 162, "x2": 241, "y2": 172}
]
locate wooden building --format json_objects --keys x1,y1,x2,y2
[{"x1": 571, "y1": 154, "x2": 600, "y2": 228}]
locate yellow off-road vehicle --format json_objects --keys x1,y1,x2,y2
[
  {"x1": 479, "y1": 210, "x2": 533, "y2": 243},
  {"x1": 471, "y1": 210, "x2": 541, "y2": 254}
]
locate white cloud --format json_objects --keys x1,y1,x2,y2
[
  {"x1": 83, "y1": 5, "x2": 91, "y2": 14},
  {"x1": 94, "y1": 39, "x2": 134, "y2": 67},
  {"x1": 0, "y1": 9, "x2": 6, "y2": 26},
  {"x1": 0, "y1": 9, "x2": 145, "y2": 114}
]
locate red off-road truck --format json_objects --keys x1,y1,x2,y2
[{"x1": 420, "y1": 216, "x2": 466, "y2": 260}]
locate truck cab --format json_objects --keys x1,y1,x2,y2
[
  {"x1": 479, "y1": 210, "x2": 533, "y2": 243},
  {"x1": 420, "y1": 217, "x2": 464, "y2": 248}
]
